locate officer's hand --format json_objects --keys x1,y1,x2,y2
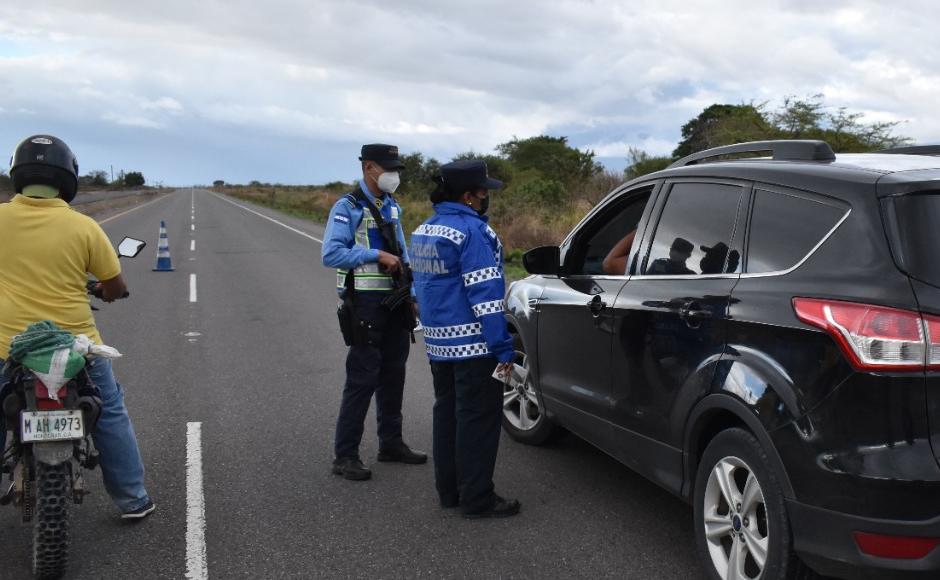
[
  {"x1": 495, "y1": 362, "x2": 514, "y2": 380},
  {"x1": 378, "y1": 251, "x2": 402, "y2": 274}
]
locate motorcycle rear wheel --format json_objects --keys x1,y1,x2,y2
[{"x1": 32, "y1": 462, "x2": 71, "y2": 579}]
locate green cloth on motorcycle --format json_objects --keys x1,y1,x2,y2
[{"x1": 8, "y1": 321, "x2": 85, "y2": 393}]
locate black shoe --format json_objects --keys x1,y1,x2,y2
[
  {"x1": 377, "y1": 442, "x2": 427, "y2": 465},
  {"x1": 332, "y1": 457, "x2": 372, "y2": 481},
  {"x1": 462, "y1": 496, "x2": 521, "y2": 519},
  {"x1": 440, "y1": 494, "x2": 460, "y2": 509},
  {"x1": 122, "y1": 500, "x2": 156, "y2": 520}
]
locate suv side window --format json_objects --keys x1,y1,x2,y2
[
  {"x1": 746, "y1": 188, "x2": 846, "y2": 274},
  {"x1": 643, "y1": 182, "x2": 744, "y2": 276},
  {"x1": 566, "y1": 188, "x2": 653, "y2": 275}
]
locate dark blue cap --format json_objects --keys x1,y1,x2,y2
[
  {"x1": 439, "y1": 159, "x2": 503, "y2": 193},
  {"x1": 359, "y1": 143, "x2": 405, "y2": 170}
]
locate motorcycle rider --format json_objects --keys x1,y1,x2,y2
[{"x1": 0, "y1": 135, "x2": 155, "y2": 519}]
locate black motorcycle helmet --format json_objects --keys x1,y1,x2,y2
[{"x1": 10, "y1": 135, "x2": 79, "y2": 203}]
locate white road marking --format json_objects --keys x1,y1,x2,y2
[
  {"x1": 186, "y1": 422, "x2": 208, "y2": 580},
  {"x1": 211, "y1": 193, "x2": 323, "y2": 244},
  {"x1": 190, "y1": 274, "x2": 197, "y2": 302},
  {"x1": 191, "y1": 240, "x2": 195, "y2": 252},
  {"x1": 97, "y1": 194, "x2": 173, "y2": 225},
  {"x1": 191, "y1": 224, "x2": 195, "y2": 232}
]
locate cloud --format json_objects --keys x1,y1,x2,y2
[{"x1": 0, "y1": 0, "x2": 937, "y2": 184}]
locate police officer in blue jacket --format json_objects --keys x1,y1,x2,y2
[
  {"x1": 411, "y1": 159, "x2": 521, "y2": 518},
  {"x1": 322, "y1": 144, "x2": 426, "y2": 481}
]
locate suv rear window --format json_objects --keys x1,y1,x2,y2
[
  {"x1": 890, "y1": 193, "x2": 940, "y2": 287},
  {"x1": 644, "y1": 182, "x2": 744, "y2": 276},
  {"x1": 746, "y1": 188, "x2": 846, "y2": 274}
]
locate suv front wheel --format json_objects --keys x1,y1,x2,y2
[
  {"x1": 501, "y1": 339, "x2": 555, "y2": 445},
  {"x1": 694, "y1": 428, "x2": 817, "y2": 580}
]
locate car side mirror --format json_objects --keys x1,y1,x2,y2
[
  {"x1": 523, "y1": 246, "x2": 561, "y2": 276},
  {"x1": 117, "y1": 237, "x2": 147, "y2": 258}
]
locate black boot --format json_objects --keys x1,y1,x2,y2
[
  {"x1": 377, "y1": 441, "x2": 428, "y2": 464},
  {"x1": 332, "y1": 457, "x2": 372, "y2": 481}
]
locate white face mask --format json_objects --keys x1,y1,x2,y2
[{"x1": 377, "y1": 171, "x2": 401, "y2": 194}]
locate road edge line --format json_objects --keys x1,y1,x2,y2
[
  {"x1": 97, "y1": 193, "x2": 175, "y2": 225},
  {"x1": 210, "y1": 192, "x2": 323, "y2": 244}
]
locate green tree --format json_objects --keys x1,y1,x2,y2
[
  {"x1": 625, "y1": 147, "x2": 674, "y2": 180},
  {"x1": 0, "y1": 169, "x2": 11, "y2": 193},
  {"x1": 673, "y1": 103, "x2": 774, "y2": 158},
  {"x1": 496, "y1": 135, "x2": 601, "y2": 187},
  {"x1": 124, "y1": 171, "x2": 146, "y2": 187},
  {"x1": 398, "y1": 152, "x2": 442, "y2": 196}
]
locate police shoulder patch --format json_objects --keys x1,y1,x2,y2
[{"x1": 334, "y1": 214, "x2": 350, "y2": 223}]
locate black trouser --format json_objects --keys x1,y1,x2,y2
[
  {"x1": 334, "y1": 293, "x2": 411, "y2": 460},
  {"x1": 430, "y1": 356, "x2": 502, "y2": 513}
]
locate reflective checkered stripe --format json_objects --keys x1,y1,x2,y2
[
  {"x1": 422, "y1": 322, "x2": 483, "y2": 339},
  {"x1": 426, "y1": 342, "x2": 490, "y2": 359},
  {"x1": 472, "y1": 300, "x2": 505, "y2": 317},
  {"x1": 462, "y1": 267, "x2": 501, "y2": 287},
  {"x1": 337, "y1": 261, "x2": 393, "y2": 291},
  {"x1": 413, "y1": 224, "x2": 466, "y2": 245}
]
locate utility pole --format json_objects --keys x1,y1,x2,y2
[{"x1": 110, "y1": 164, "x2": 114, "y2": 184}]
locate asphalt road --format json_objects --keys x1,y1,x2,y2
[{"x1": 0, "y1": 190, "x2": 705, "y2": 579}]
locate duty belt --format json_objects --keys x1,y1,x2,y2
[{"x1": 337, "y1": 263, "x2": 394, "y2": 292}]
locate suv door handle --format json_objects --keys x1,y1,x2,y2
[
  {"x1": 587, "y1": 295, "x2": 608, "y2": 317},
  {"x1": 678, "y1": 301, "x2": 710, "y2": 326}
]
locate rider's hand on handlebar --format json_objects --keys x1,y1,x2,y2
[{"x1": 378, "y1": 251, "x2": 402, "y2": 275}]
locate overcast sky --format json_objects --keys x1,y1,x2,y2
[{"x1": 0, "y1": 0, "x2": 937, "y2": 186}]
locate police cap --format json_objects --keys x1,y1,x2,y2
[
  {"x1": 439, "y1": 159, "x2": 504, "y2": 193},
  {"x1": 359, "y1": 143, "x2": 405, "y2": 170}
]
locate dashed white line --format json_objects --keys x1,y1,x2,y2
[
  {"x1": 211, "y1": 193, "x2": 323, "y2": 244},
  {"x1": 191, "y1": 224, "x2": 195, "y2": 231},
  {"x1": 186, "y1": 422, "x2": 208, "y2": 580},
  {"x1": 190, "y1": 274, "x2": 197, "y2": 302},
  {"x1": 190, "y1": 240, "x2": 195, "y2": 252}
]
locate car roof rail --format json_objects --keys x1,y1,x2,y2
[
  {"x1": 668, "y1": 140, "x2": 836, "y2": 169},
  {"x1": 878, "y1": 145, "x2": 940, "y2": 156}
]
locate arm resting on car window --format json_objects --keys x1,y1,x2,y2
[{"x1": 602, "y1": 230, "x2": 637, "y2": 275}]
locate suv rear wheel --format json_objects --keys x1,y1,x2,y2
[
  {"x1": 694, "y1": 428, "x2": 817, "y2": 580},
  {"x1": 501, "y1": 339, "x2": 555, "y2": 445}
]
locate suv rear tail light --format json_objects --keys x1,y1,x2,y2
[
  {"x1": 793, "y1": 298, "x2": 927, "y2": 371},
  {"x1": 854, "y1": 532, "x2": 940, "y2": 559},
  {"x1": 922, "y1": 314, "x2": 940, "y2": 368}
]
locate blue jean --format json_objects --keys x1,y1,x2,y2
[{"x1": 0, "y1": 357, "x2": 151, "y2": 512}]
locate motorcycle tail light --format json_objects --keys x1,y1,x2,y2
[
  {"x1": 793, "y1": 298, "x2": 926, "y2": 371},
  {"x1": 34, "y1": 379, "x2": 66, "y2": 410}
]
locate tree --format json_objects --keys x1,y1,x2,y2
[
  {"x1": 496, "y1": 135, "x2": 601, "y2": 187},
  {"x1": 124, "y1": 171, "x2": 145, "y2": 187},
  {"x1": 214, "y1": 180, "x2": 226, "y2": 188},
  {"x1": 0, "y1": 169, "x2": 12, "y2": 192},
  {"x1": 624, "y1": 147, "x2": 674, "y2": 180},
  {"x1": 79, "y1": 170, "x2": 109, "y2": 188},
  {"x1": 672, "y1": 104, "x2": 774, "y2": 158},
  {"x1": 673, "y1": 96, "x2": 911, "y2": 158},
  {"x1": 398, "y1": 152, "x2": 442, "y2": 197}
]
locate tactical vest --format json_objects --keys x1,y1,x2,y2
[{"x1": 336, "y1": 197, "x2": 395, "y2": 292}]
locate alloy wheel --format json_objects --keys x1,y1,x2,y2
[
  {"x1": 501, "y1": 350, "x2": 542, "y2": 431},
  {"x1": 703, "y1": 456, "x2": 769, "y2": 580}
]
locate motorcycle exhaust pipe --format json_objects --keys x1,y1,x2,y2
[{"x1": 77, "y1": 396, "x2": 102, "y2": 432}]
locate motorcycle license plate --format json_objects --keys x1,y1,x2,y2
[{"x1": 20, "y1": 410, "x2": 85, "y2": 443}]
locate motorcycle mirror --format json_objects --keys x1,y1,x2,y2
[{"x1": 117, "y1": 237, "x2": 147, "y2": 258}]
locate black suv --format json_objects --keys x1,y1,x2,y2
[{"x1": 502, "y1": 141, "x2": 940, "y2": 580}]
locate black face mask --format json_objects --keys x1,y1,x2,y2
[{"x1": 477, "y1": 194, "x2": 490, "y2": 215}]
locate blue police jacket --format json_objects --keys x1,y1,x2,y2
[
  {"x1": 321, "y1": 180, "x2": 410, "y2": 295},
  {"x1": 411, "y1": 202, "x2": 514, "y2": 363}
]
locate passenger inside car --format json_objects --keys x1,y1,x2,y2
[
  {"x1": 601, "y1": 229, "x2": 637, "y2": 275},
  {"x1": 647, "y1": 237, "x2": 695, "y2": 275}
]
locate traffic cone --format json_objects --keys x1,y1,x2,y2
[{"x1": 153, "y1": 220, "x2": 175, "y2": 271}]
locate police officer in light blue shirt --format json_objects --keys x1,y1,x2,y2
[
  {"x1": 322, "y1": 144, "x2": 426, "y2": 481},
  {"x1": 411, "y1": 159, "x2": 520, "y2": 518}
]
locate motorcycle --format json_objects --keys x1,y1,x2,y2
[{"x1": 0, "y1": 236, "x2": 145, "y2": 579}]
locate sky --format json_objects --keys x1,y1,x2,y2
[{"x1": 0, "y1": 0, "x2": 937, "y2": 186}]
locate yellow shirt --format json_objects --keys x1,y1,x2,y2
[{"x1": 0, "y1": 195, "x2": 120, "y2": 358}]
